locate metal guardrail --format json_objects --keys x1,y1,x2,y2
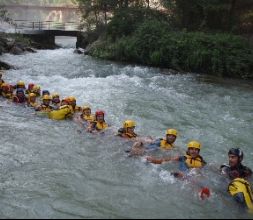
[{"x1": 13, "y1": 20, "x2": 81, "y2": 32}]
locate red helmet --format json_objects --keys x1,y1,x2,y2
[
  {"x1": 28, "y1": 83, "x2": 35, "y2": 91},
  {"x1": 95, "y1": 110, "x2": 105, "y2": 117}
]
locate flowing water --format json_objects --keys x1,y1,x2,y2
[{"x1": 0, "y1": 38, "x2": 253, "y2": 219}]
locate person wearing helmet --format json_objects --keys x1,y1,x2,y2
[
  {"x1": 147, "y1": 140, "x2": 206, "y2": 177},
  {"x1": 25, "y1": 83, "x2": 35, "y2": 95},
  {"x1": 1, "y1": 84, "x2": 14, "y2": 99},
  {"x1": 35, "y1": 95, "x2": 53, "y2": 112},
  {"x1": 118, "y1": 120, "x2": 138, "y2": 139},
  {"x1": 74, "y1": 105, "x2": 94, "y2": 128},
  {"x1": 88, "y1": 110, "x2": 108, "y2": 132},
  {"x1": 0, "y1": 73, "x2": 5, "y2": 96},
  {"x1": 147, "y1": 129, "x2": 178, "y2": 151},
  {"x1": 0, "y1": 72, "x2": 5, "y2": 89},
  {"x1": 42, "y1": 90, "x2": 50, "y2": 96},
  {"x1": 220, "y1": 148, "x2": 252, "y2": 180},
  {"x1": 27, "y1": 93, "x2": 39, "y2": 108},
  {"x1": 222, "y1": 149, "x2": 253, "y2": 212},
  {"x1": 68, "y1": 96, "x2": 82, "y2": 113},
  {"x1": 13, "y1": 88, "x2": 27, "y2": 104},
  {"x1": 15, "y1": 81, "x2": 26, "y2": 90},
  {"x1": 31, "y1": 85, "x2": 41, "y2": 97},
  {"x1": 80, "y1": 105, "x2": 95, "y2": 122},
  {"x1": 51, "y1": 93, "x2": 61, "y2": 109}
]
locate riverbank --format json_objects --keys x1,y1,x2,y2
[
  {"x1": 0, "y1": 32, "x2": 62, "y2": 70},
  {"x1": 78, "y1": 8, "x2": 253, "y2": 80}
]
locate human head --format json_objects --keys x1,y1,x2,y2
[
  {"x1": 228, "y1": 148, "x2": 243, "y2": 168},
  {"x1": 187, "y1": 140, "x2": 201, "y2": 158},
  {"x1": 52, "y1": 93, "x2": 60, "y2": 104},
  {"x1": 16, "y1": 88, "x2": 25, "y2": 98},
  {"x1": 28, "y1": 93, "x2": 36, "y2": 103},
  {"x1": 83, "y1": 105, "x2": 91, "y2": 115},
  {"x1": 32, "y1": 85, "x2": 41, "y2": 96},
  {"x1": 95, "y1": 110, "x2": 105, "y2": 122},
  {"x1": 123, "y1": 120, "x2": 136, "y2": 134},
  {"x1": 42, "y1": 95, "x2": 52, "y2": 106},
  {"x1": 166, "y1": 129, "x2": 177, "y2": 144},
  {"x1": 42, "y1": 90, "x2": 50, "y2": 96},
  {"x1": 17, "y1": 81, "x2": 26, "y2": 89},
  {"x1": 28, "y1": 83, "x2": 35, "y2": 91},
  {"x1": 68, "y1": 96, "x2": 76, "y2": 108}
]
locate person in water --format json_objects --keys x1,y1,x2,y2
[
  {"x1": 221, "y1": 148, "x2": 253, "y2": 212},
  {"x1": 147, "y1": 129, "x2": 178, "y2": 151},
  {"x1": 25, "y1": 83, "x2": 35, "y2": 95},
  {"x1": 0, "y1": 72, "x2": 5, "y2": 96},
  {"x1": 35, "y1": 95, "x2": 53, "y2": 112},
  {"x1": 87, "y1": 110, "x2": 108, "y2": 133},
  {"x1": 13, "y1": 88, "x2": 27, "y2": 104},
  {"x1": 127, "y1": 129, "x2": 178, "y2": 157},
  {"x1": 80, "y1": 105, "x2": 95, "y2": 123},
  {"x1": 1, "y1": 83, "x2": 14, "y2": 99},
  {"x1": 51, "y1": 93, "x2": 61, "y2": 109},
  {"x1": 147, "y1": 140, "x2": 206, "y2": 178},
  {"x1": 27, "y1": 93, "x2": 39, "y2": 108},
  {"x1": 68, "y1": 96, "x2": 82, "y2": 113},
  {"x1": 220, "y1": 148, "x2": 252, "y2": 180},
  {"x1": 31, "y1": 85, "x2": 41, "y2": 97},
  {"x1": 14, "y1": 81, "x2": 26, "y2": 90},
  {"x1": 118, "y1": 120, "x2": 138, "y2": 139},
  {"x1": 0, "y1": 72, "x2": 5, "y2": 86}
]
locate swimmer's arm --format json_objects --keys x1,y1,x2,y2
[{"x1": 146, "y1": 156, "x2": 180, "y2": 164}]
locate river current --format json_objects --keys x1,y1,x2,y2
[{"x1": 0, "y1": 38, "x2": 253, "y2": 218}]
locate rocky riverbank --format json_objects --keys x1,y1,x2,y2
[{"x1": 0, "y1": 33, "x2": 38, "y2": 70}]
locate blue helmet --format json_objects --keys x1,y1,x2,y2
[
  {"x1": 228, "y1": 148, "x2": 244, "y2": 162},
  {"x1": 42, "y1": 90, "x2": 50, "y2": 96}
]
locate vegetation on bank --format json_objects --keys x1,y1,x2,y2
[{"x1": 76, "y1": 0, "x2": 253, "y2": 79}]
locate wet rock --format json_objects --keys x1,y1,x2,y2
[
  {"x1": 25, "y1": 47, "x2": 37, "y2": 53},
  {"x1": 74, "y1": 48, "x2": 84, "y2": 54},
  {"x1": 9, "y1": 45, "x2": 24, "y2": 55},
  {"x1": 0, "y1": 60, "x2": 13, "y2": 70}
]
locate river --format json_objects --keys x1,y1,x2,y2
[{"x1": 0, "y1": 38, "x2": 253, "y2": 218}]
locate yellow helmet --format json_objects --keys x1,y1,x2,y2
[
  {"x1": 43, "y1": 95, "x2": 52, "y2": 100},
  {"x1": 32, "y1": 85, "x2": 41, "y2": 91},
  {"x1": 17, "y1": 81, "x2": 25, "y2": 86},
  {"x1": 52, "y1": 93, "x2": 60, "y2": 98},
  {"x1": 123, "y1": 120, "x2": 136, "y2": 129},
  {"x1": 166, "y1": 129, "x2": 178, "y2": 137},
  {"x1": 82, "y1": 105, "x2": 91, "y2": 111},
  {"x1": 29, "y1": 93, "x2": 36, "y2": 98},
  {"x1": 68, "y1": 96, "x2": 76, "y2": 102},
  {"x1": 187, "y1": 141, "x2": 201, "y2": 150}
]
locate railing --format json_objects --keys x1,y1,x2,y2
[{"x1": 13, "y1": 20, "x2": 81, "y2": 32}]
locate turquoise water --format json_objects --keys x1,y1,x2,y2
[{"x1": 0, "y1": 47, "x2": 253, "y2": 218}]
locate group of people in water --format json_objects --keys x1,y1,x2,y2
[{"x1": 0, "y1": 70, "x2": 253, "y2": 213}]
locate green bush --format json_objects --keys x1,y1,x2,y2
[{"x1": 90, "y1": 15, "x2": 253, "y2": 79}]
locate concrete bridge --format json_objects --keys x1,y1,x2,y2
[{"x1": 12, "y1": 20, "x2": 83, "y2": 48}]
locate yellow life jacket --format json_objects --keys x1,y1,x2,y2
[
  {"x1": 95, "y1": 121, "x2": 108, "y2": 131},
  {"x1": 2, "y1": 92, "x2": 13, "y2": 99},
  {"x1": 29, "y1": 102, "x2": 39, "y2": 108},
  {"x1": 74, "y1": 106, "x2": 82, "y2": 113},
  {"x1": 39, "y1": 105, "x2": 53, "y2": 113},
  {"x1": 228, "y1": 178, "x2": 253, "y2": 211},
  {"x1": 48, "y1": 105, "x2": 73, "y2": 120},
  {"x1": 160, "y1": 139, "x2": 174, "y2": 150},
  {"x1": 184, "y1": 154, "x2": 205, "y2": 169},
  {"x1": 82, "y1": 114, "x2": 95, "y2": 122}
]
